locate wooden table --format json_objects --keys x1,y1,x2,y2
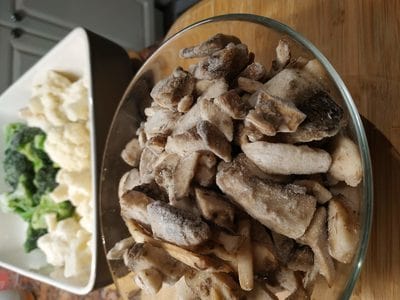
[
  {"x1": 6, "y1": 1, "x2": 399, "y2": 299},
  {"x1": 167, "y1": 1, "x2": 400, "y2": 299}
]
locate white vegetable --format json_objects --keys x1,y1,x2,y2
[{"x1": 22, "y1": 70, "x2": 93, "y2": 279}]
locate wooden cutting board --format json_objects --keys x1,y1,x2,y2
[{"x1": 167, "y1": 1, "x2": 400, "y2": 299}]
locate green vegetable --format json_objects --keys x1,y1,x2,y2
[
  {"x1": 3, "y1": 149, "x2": 34, "y2": 190},
  {"x1": 24, "y1": 226, "x2": 47, "y2": 252},
  {"x1": 4, "y1": 122, "x2": 25, "y2": 145},
  {"x1": 6, "y1": 174, "x2": 37, "y2": 221},
  {"x1": 2, "y1": 122, "x2": 75, "y2": 252},
  {"x1": 31, "y1": 195, "x2": 74, "y2": 230},
  {"x1": 34, "y1": 165, "x2": 59, "y2": 196}
]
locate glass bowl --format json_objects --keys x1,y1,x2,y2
[{"x1": 99, "y1": 14, "x2": 373, "y2": 300}]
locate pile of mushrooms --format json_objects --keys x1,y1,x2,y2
[{"x1": 108, "y1": 33, "x2": 363, "y2": 299}]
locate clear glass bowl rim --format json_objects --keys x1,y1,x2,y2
[{"x1": 101, "y1": 13, "x2": 373, "y2": 300}]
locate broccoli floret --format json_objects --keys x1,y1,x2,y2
[
  {"x1": 6, "y1": 175, "x2": 37, "y2": 221},
  {"x1": 31, "y1": 195, "x2": 74, "y2": 229},
  {"x1": 7, "y1": 124, "x2": 49, "y2": 172},
  {"x1": 3, "y1": 148, "x2": 34, "y2": 189},
  {"x1": 34, "y1": 165, "x2": 59, "y2": 196},
  {"x1": 19, "y1": 143, "x2": 52, "y2": 172},
  {"x1": 4, "y1": 123, "x2": 26, "y2": 145},
  {"x1": 9, "y1": 125, "x2": 45, "y2": 150},
  {"x1": 24, "y1": 225, "x2": 47, "y2": 252}
]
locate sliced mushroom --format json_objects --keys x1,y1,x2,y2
[
  {"x1": 329, "y1": 182, "x2": 361, "y2": 214},
  {"x1": 121, "y1": 138, "x2": 142, "y2": 167},
  {"x1": 237, "y1": 77, "x2": 264, "y2": 94},
  {"x1": 172, "y1": 197, "x2": 201, "y2": 216},
  {"x1": 199, "y1": 98, "x2": 233, "y2": 141},
  {"x1": 120, "y1": 190, "x2": 154, "y2": 226},
  {"x1": 106, "y1": 237, "x2": 135, "y2": 260},
  {"x1": 239, "y1": 62, "x2": 266, "y2": 81},
  {"x1": 197, "y1": 120, "x2": 232, "y2": 162},
  {"x1": 214, "y1": 90, "x2": 247, "y2": 120},
  {"x1": 147, "y1": 201, "x2": 211, "y2": 248},
  {"x1": 246, "y1": 91, "x2": 306, "y2": 136},
  {"x1": 192, "y1": 43, "x2": 250, "y2": 80},
  {"x1": 174, "y1": 152, "x2": 200, "y2": 200},
  {"x1": 134, "y1": 268, "x2": 163, "y2": 295},
  {"x1": 294, "y1": 179, "x2": 332, "y2": 204},
  {"x1": 242, "y1": 141, "x2": 332, "y2": 175},
  {"x1": 118, "y1": 168, "x2": 142, "y2": 198},
  {"x1": 179, "y1": 33, "x2": 241, "y2": 58},
  {"x1": 124, "y1": 242, "x2": 187, "y2": 285},
  {"x1": 160, "y1": 241, "x2": 232, "y2": 273},
  {"x1": 194, "y1": 187, "x2": 235, "y2": 231},
  {"x1": 177, "y1": 95, "x2": 194, "y2": 112},
  {"x1": 282, "y1": 91, "x2": 345, "y2": 143},
  {"x1": 124, "y1": 218, "x2": 152, "y2": 243},
  {"x1": 136, "y1": 122, "x2": 147, "y2": 148},
  {"x1": 197, "y1": 79, "x2": 229, "y2": 101},
  {"x1": 150, "y1": 67, "x2": 195, "y2": 111},
  {"x1": 287, "y1": 246, "x2": 314, "y2": 273},
  {"x1": 144, "y1": 105, "x2": 181, "y2": 138},
  {"x1": 214, "y1": 231, "x2": 243, "y2": 253},
  {"x1": 124, "y1": 219, "x2": 230, "y2": 273},
  {"x1": 235, "y1": 122, "x2": 265, "y2": 145},
  {"x1": 216, "y1": 157, "x2": 317, "y2": 239},
  {"x1": 146, "y1": 134, "x2": 168, "y2": 154},
  {"x1": 271, "y1": 231, "x2": 295, "y2": 265},
  {"x1": 253, "y1": 242, "x2": 279, "y2": 274},
  {"x1": 139, "y1": 147, "x2": 159, "y2": 184},
  {"x1": 297, "y1": 207, "x2": 335, "y2": 286},
  {"x1": 268, "y1": 39, "x2": 291, "y2": 78},
  {"x1": 328, "y1": 134, "x2": 363, "y2": 187},
  {"x1": 230, "y1": 153, "x2": 291, "y2": 184},
  {"x1": 328, "y1": 195, "x2": 359, "y2": 263},
  {"x1": 165, "y1": 127, "x2": 205, "y2": 156},
  {"x1": 194, "y1": 151, "x2": 217, "y2": 187},
  {"x1": 246, "y1": 106, "x2": 279, "y2": 136},
  {"x1": 275, "y1": 267, "x2": 299, "y2": 294},
  {"x1": 173, "y1": 101, "x2": 202, "y2": 136},
  {"x1": 185, "y1": 271, "x2": 243, "y2": 300},
  {"x1": 133, "y1": 181, "x2": 169, "y2": 203},
  {"x1": 153, "y1": 152, "x2": 181, "y2": 202},
  {"x1": 264, "y1": 67, "x2": 325, "y2": 104}
]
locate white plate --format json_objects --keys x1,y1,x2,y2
[{"x1": 0, "y1": 28, "x2": 97, "y2": 294}]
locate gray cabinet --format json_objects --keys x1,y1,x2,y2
[
  {"x1": 0, "y1": 0, "x2": 161, "y2": 93},
  {"x1": 0, "y1": 24, "x2": 55, "y2": 92}
]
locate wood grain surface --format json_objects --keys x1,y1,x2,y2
[{"x1": 167, "y1": 1, "x2": 400, "y2": 299}]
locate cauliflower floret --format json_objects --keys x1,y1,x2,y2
[
  {"x1": 32, "y1": 70, "x2": 72, "y2": 97},
  {"x1": 28, "y1": 96, "x2": 44, "y2": 114},
  {"x1": 64, "y1": 229, "x2": 91, "y2": 277},
  {"x1": 50, "y1": 184, "x2": 69, "y2": 204},
  {"x1": 20, "y1": 107, "x2": 50, "y2": 131},
  {"x1": 38, "y1": 217, "x2": 91, "y2": 278},
  {"x1": 45, "y1": 123, "x2": 90, "y2": 172},
  {"x1": 41, "y1": 93, "x2": 68, "y2": 127},
  {"x1": 62, "y1": 80, "x2": 89, "y2": 122},
  {"x1": 76, "y1": 201, "x2": 93, "y2": 233},
  {"x1": 51, "y1": 169, "x2": 92, "y2": 209}
]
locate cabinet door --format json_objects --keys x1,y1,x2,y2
[
  {"x1": 0, "y1": 0, "x2": 68, "y2": 41},
  {"x1": 8, "y1": 0, "x2": 156, "y2": 50},
  {"x1": 0, "y1": 24, "x2": 55, "y2": 93}
]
